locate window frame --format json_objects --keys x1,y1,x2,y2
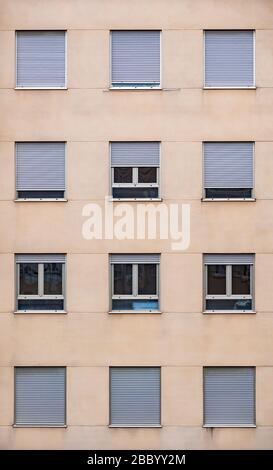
[
  {"x1": 110, "y1": 30, "x2": 162, "y2": 90},
  {"x1": 203, "y1": 29, "x2": 256, "y2": 90},
  {"x1": 16, "y1": 261, "x2": 66, "y2": 313},
  {"x1": 204, "y1": 262, "x2": 254, "y2": 313},
  {"x1": 15, "y1": 30, "x2": 68, "y2": 90}
]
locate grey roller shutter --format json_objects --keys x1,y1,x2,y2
[
  {"x1": 16, "y1": 31, "x2": 66, "y2": 88},
  {"x1": 111, "y1": 31, "x2": 160, "y2": 86},
  {"x1": 204, "y1": 254, "x2": 254, "y2": 265},
  {"x1": 110, "y1": 254, "x2": 160, "y2": 264},
  {"x1": 16, "y1": 254, "x2": 66, "y2": 263},
  {"x1": 204, "y1": 142, "x2": 253, "y2": 189},
  {"x1": 111, "y1": 142, "x2": 160, "y2": 167},
  {"x1": 205, "y1": 30, "x2": 254, "y2": 87},
  {"x1": 16, "y1": 143, "x2": 65, "y2": 191},
  {"x1": 15, "y1": 367, "x2": 66, "y2": 426},
  {"x1": 110, "y1": 367, "x2": 161, "y2": 426},
  {"x1": 204, "y1": 367, "x2": 255, "y2": 426}
]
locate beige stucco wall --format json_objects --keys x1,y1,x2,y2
[{"x1": 1, "y1": 0, "x2": 273, "y2": 449}]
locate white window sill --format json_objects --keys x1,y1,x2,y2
[
  {"x1": 203, "y1": 425, "x2": 256, "y2": 428},
  {"x1": 13, "y1": 425, "x2": 67, "y2": 428},
  {"x1": 202, "y1": 198, "x2": 255, "y2": 202},
  {"x1": 203, "y1": 310, "x2": 256, "y2": 314},
  {"x1": 14, "y1": 310, "x2": 67, "y2": 314},
  {"x1": 109, "y1": 425, "x2": 162, "y2": 428},
  {"x1": 107, "y1": 86, "x2": 162, "y2": 91},
  {"x1": 203, "y1": 86, "x2": 256, "y2": 90},
  {"x1": 110, "y1": 198, "x2": 162, "y2": 202},
  {"x1": 15, "y1": 87, "x2": 68, "y2": 90},
  {"x1": 14, "y1": 198, "x2": 68, "y2": 202},
  {"x1": 109, "y1": 310, "x2": 162, "y2": 314}
]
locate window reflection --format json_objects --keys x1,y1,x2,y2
[
  {"x1": 207, "y1": 265, "x2": 226, "y2": 295},
  {"x1": 19, "y1": 263, "x2": 38, "y2": 295}
]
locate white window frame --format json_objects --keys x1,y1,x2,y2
[
  {"x1": 203, "y1": 30, "x2": 256, "y2": 90},
  {"x1": 109, "y1": 30, "x2": 162, "y2": 90},
  {"x1": 15, "y1": 30, "x2": 68, "y2": 90},
  {"x1": 204, "y1": 263, "x2": 254, "y2": 313},
  {"x1": 111, "y1": 263, "x2": 159, "y2": 311},
  {"x1": 16, "y1": 262, "x2": 65, "y2": 312},
  {"x1": 111, "y1": 166, "x2": 160, "y2": 200}
]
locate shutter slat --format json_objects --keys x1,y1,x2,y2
[
  {"x1": 204, "y1": 254, "x2": 254, "y2": 265},
  {"x1": 16, "y1": 31, "x2": 66, "y2": 87},
  {"x1": 16, "y1": 254, "x2": 66, "y2": 263},
  {"x1": 204, "y1": 142, "x2": 253, "y2": 189},
  {"x1": 111, "y1": 31, "x2": 160, "y2": 85},
  {"x1": 111, "y1": 142, "x2": 160, "y2": 167},
  {"x1": 16, "y1": 142, "x2": 65, "y2": 191},
  {"x1": 110, "y1": 254, "x2": 160, "y2": 264},
  {"x1": 110, "y1": 368, "x2": 161, "y2": 426},
  {"x1": 205, "y1": 30, "x2": 254, "y2": 87},
  {"x1": 15, "y1": 367, "x2": 66, "y2": 426},
  {"x1": 204, "y1": 367, "x2": 255, "y2": 426}
]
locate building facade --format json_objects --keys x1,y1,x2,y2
[{"x1": 1, "y1": 0, "x2": 273, "y2": 449}]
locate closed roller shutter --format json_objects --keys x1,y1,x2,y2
[
  {"x1": 16, "y1": 254, "x2": 66, "y2": 264},
  {"x1": 110, "y1": 254, "x2": 160, "y2": 264},
  {"x1": 204, "y1": 254, "x2": 254, "y2": 265},
  {"x1": 15, "y1": 367, "x2": 66, "y2": 426},
  {"x1": 204, "y1": 367, "x2": 255, "y2": 426},
  {"x1": 110, "y1": 367, "x2": 161, "y2": 426},
  {"x1": 16, "y1": 31, "x2": 66, "y2": 88},
  {"x1": 111, "y1": 142, "x2": 160, "y2": 167}
]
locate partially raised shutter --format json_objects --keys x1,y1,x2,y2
[
  {"x1": 110, "y1": 254, "x2": 160, "y2": 264},
  {"x1": 111, "y1": 142, "x2": 160, "y2": 167},
  {"x1": 204, "y1": 254, "x2": 254, "y2": 265},
  {"x1": 16, "y1": 254, "x2": 66, "y2": 263},
  {"x1": 111, "y1": 31, "x2": 160, "y2": 86},
  {"x1": 205, "y1": 30, "x2": 254, "y2": 87},
  {"x1": 16, "y1": 142, "x2": 65, "y2": 191},
  {"x1": 16, "y1": 31, "x2": 66, "y2": 88},
  {"x1": 204, "y1": 143, "x2": 253, "y2": 189},
  {"x1": 110, "y1": 367, "x2": 161, "y2": 426},
  {"x1": 15, "y1": 367, "x2": 66, "y2": 426},
  {"x1": 204, "y1": 367, "x2": 255, "y2": 426}
]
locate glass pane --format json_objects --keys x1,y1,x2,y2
[
  {"x1": 206, "y1": 299, "x2": 252, "y2": 311},
  {"x1": 18, "y1": 299, "x2": 64, "y2": 311},
  {"x1": 138, "y1": 167, "x2": 157, "y2": 183},
  {"x1": 205, "y1": 188, "x2": 252, "y2": 199},
  {"x1": 113, "y1": 187, "x2": 158, "y2": 199},
  {"x1": 207, "y1": 265, "x2": 226, "y2": 295},
  {"x1": 232, "y1": 265, "x2": 250, "y2": 295},
  {"x1": 44, "y1": 263, "x2": 63, "y2": 295},
  {"x1": 19, "y1": 263, "x2": 38, "y2": 295},
  {"x1": 113, "y1": 264, "x2": 132, "y2": 295},
  {"x1": 114, "y1": 167, "x2": 132, "y2": 183},
  {"x1": 112, "y1": 299, "x2": 159, "y2": 311},
  {"x1": 138, "y1": 264, "x2": 157, "y2": 295}
]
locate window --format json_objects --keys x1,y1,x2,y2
[
  {"x1": 16, "y1": 31, "x2": 66, "y2": 88},
  {"x1": 203, "y1": 142, "x2": 254, "y2": 199},
  {"x1": 203, "y1": 367, "x2": 255, "y2": 427},
  {"x1": 110, "y1": 367, "x2": 161, "y2": 427},
  {"x1": 111, "y1": 31, "x2": 160, "y2": 88},
  {"x1": 16, "y1": 254, "x2": 66, "y2": 312},
  {"x1": 110, "y1": 254, "x2": 160, "y2": 312},
  {"x1": 111, "y1": 142, "x2": 160, "y2": 199},
  {"x1": 204, "y1": 254, "x2": 254, "y2": 312},
  {"x1": 16, "y1": 142, "x2": 65, "y2": 200},
  {"x1": 204, "y1": 30, "x2": 254, "y2": 88},
  {"x1": 15, "y1": 367, "x2": 66, "y2": 426}
]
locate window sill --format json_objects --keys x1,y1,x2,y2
[
  {"x1": 13, "y1": 425, "x2": 67, "y2": 428},
  {"x1": 14, "y1": 310, "x2": 67, "y2": 314},
  {"x1": 203, "y1": 86, "x2": 256, "y2": 90},
  {"x1": 110, "y1": 198, "x2": 162, "y2": 202},
  {"x1": 15, "y1": 87, "x2": 68, "y2": 90},
  {"x1": 107, "y1": 86, "x2": 162, "y2": 91},
  {"x1": 14, "y1": 198, "x2": 68, "y2": 202},
  {"x1": 203, "y1": 310, "x2": 256, "y2": 314},
  {"x1": 109, "y1": 425, "x2": 162, "y2": 428},
  {"x1": 203, "y1": 425, "x2": 256, "y2": 428},
  {"x1": 109, "y1": 310, "x2": 162, "y2": 314},
  {"x1": 202, "y1": 198, "x2": 255, "y2": 202}
]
